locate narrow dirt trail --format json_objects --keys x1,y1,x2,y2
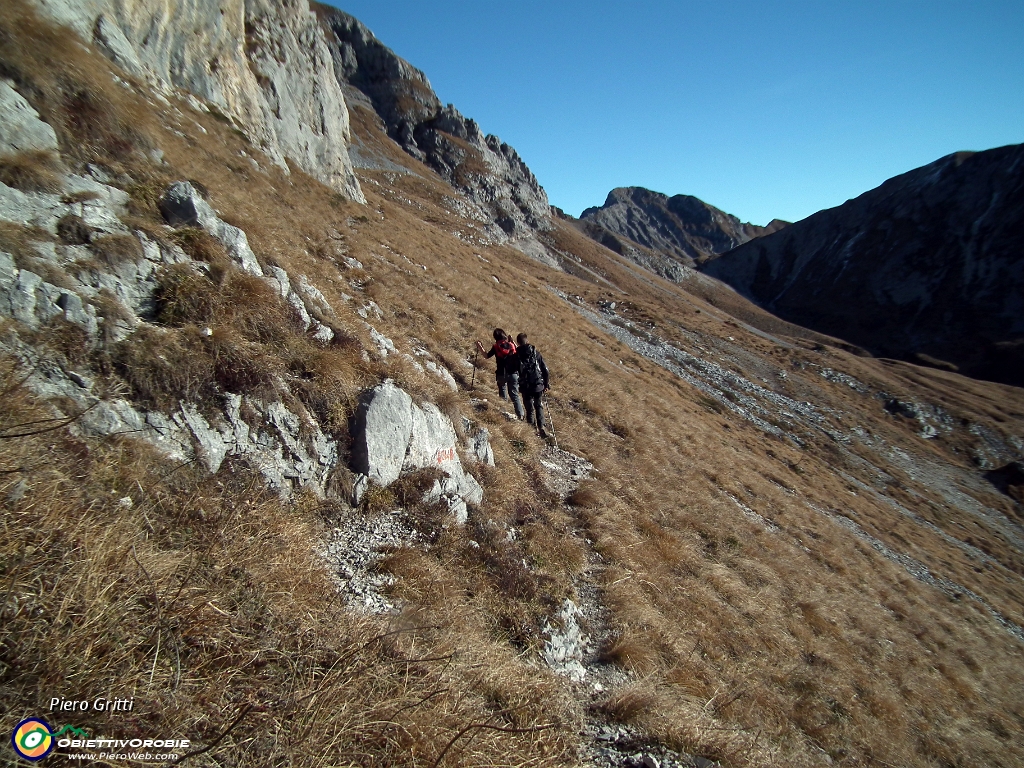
[{"x1": 537, "y1": 446, "x2": 720, "y2": 768}]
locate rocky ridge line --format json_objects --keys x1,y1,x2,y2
[
  {"x1": 577, "y1": 186, "x2": 786, "y2": 280},
  {"x1": 315, "y1": 4, "x2": 553, "y2": 247}
]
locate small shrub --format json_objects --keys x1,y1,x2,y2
[
  {"x1": 570, "y1": 397, "x2": 602, "y2": 417},
  {"x1": 61, "y1": 189, "x2": 102, "y2": 204},
  {"x1": 220, "y1": 271, "x2": 304, "y2": 344},
  {"x1": 153, "y1": 263, "x2": 218, "y2": 326},
  {"x1": 207, "y1": 328, "x2": 280, "y2": 397},
  {"x1": 168, "y1": 227, "x2": 232, "y2": 275},
  {"x1": 605, "y1": 420, "x2": 632, "y2": 438},
  {"x1": 435, "y1": 389, "x2": 464, "y2": 431},
  {"x1": 599, "y1": 632, "x2": 662, "y2": 674},
  {"x1": 595, "y1": 683, "x2": 659, "y2": 724},
  {"x1": 286, "y1": 345, "x2": 365, "y2": 434},
  {"x1": 91, "y1": 289, "x2": 137, "y2": 345},
  {"x1": 696, "y1": 394, "x2": 724, "y2": 414},
  {"x1": 187, "y1": 178, "x2": 210, "y2": 199},
  {"x1": 156, "y1": 262, "x2": 301, "y2": 345},
  {"x1": 126, "y1": 180, "x2": 170, "y2": 221},
  {"x1": 798, "y1": 601, "x2": 835, "y2": 637},
  {"x1": 361, "y1": 483, "x2": 396, "y2": 514},
  {"x1": 0, "y1": 221, "x2": 53, "y2": 262},
  {"x1": 111, "y1": 325, "x2": 216, "y2": 410},
  {"x1": 468, "y1": 521, "x2": 539, "y2": 602},
  {"x1": 396, "y1": 472, "x2": 448, "y2": 541},
  {"x1": 33, "y1": 317, "x2": 93, "y2": 366},
  {"x1": 390, "y1": 467, "x2": 445, "y2": 509}
]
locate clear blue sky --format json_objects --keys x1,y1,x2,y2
[{"x1": 324, "y1": 0, "x2": 1023, "y2": 226}]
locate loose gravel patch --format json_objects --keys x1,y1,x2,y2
[{"x1": 321, "y1": 508, "x2": 419, "y2": 614}]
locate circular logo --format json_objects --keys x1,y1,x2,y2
[{"x1": 11, "y1": 718, "x2": 54, "y2": 762}]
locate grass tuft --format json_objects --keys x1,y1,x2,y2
[
  {"x1": 595, "y1": 683, "x2": 660, "y2": 724},
  {"x1": 566, "y1": 481, "x2": 600, "y2": 508},
  {"x1": 0, "y1": 148, "x2": 63, "y2": 192}
]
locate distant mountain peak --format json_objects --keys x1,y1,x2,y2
[{"x1": 577, "y1": 185, "x2": 784, "y2": 278}]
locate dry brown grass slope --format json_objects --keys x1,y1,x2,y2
[{"x1": 2, "y1": 4, "x2": 1024, "y2": 767}]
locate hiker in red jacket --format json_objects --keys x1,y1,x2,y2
[{"x1": 476, "y1": 328, "x2": 524, "y2": 419}]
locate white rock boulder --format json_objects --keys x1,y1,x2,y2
[
  {"x1": 351, "y1": 380, "x2": 483, "y2": 515},
  {"x1": 159, "y1": 181, "x2": 263, "y2": 276}
]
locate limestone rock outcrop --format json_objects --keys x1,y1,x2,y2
[
  {"x1": 0, "y1": 79, "x2": 59, "y2": 155},
  {"x1": 0, "y1": 165, "x2": 142, "y2": 340},
  {"x1": 32, "y1": 0, "x2": 364, "y2": 202},
  {"x1": 542, "y1": 599, "x2": 590, "y2": 682},
  {"x1": 159, "y1": 181, "x2": 263, "y2": 276},
  {"x1": 157, "y1": 180, "x2": 337, "y2": 343},
  {"x1": 0, "y1": 119, "x2": 345, "y2": 496},
  {"x1": 700, "y1": 144, "x2": 1024, "y2": 386},
  {"x1": 464, "y1": 421, "x2": 495, "y2": 467},
  {"x1": 6, "y1": 340, "x2": 341, "y2": 496},
  {"x1": 351, "y1": 380, "x2": 484, "y2": 522},
  {"x1": 316, "y1": 5, "x2": 551, "y2": 242},
  {"x1": 0, "y1": 250, "x2": 99, "y2": 336}
]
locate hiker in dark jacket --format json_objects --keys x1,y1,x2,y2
[
  {"x1": 515, "y1": 333, "x2": 550, "y2": 437},
  {"x1": 476, "y1": 328, "x2": 524, "y2": 419}
]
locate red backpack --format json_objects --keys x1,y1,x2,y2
[{"x1": 494, "y1": 339, "x2": 517, "y2": 358}]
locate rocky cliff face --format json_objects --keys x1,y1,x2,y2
[
  {"x1": 579, "y1": 186, "x2": 786, "y2": 276},
  {"x1": 701, "y1": 145, "x2": 1024, "y2": 386},
  {"x1": 33, "y1": 0, "x2": 364, "y2": 202},
  {"x1": 315, "y1": 4, "x2": 551, "y2": 241}
]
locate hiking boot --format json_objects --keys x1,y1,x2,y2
[{"x1": 539, "y1": 428, "x2": 549, "y2": 439}]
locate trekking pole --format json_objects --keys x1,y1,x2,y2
[
  {"x1": 544, "y1": 394, "x2": 558, "y2": 449},
  {"x1": 470, "y1": 350, "x2": 478, "y2": 390}
]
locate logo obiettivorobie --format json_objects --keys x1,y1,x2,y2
[{"x1": 11, "y1": 718, "x2": 54, "y2": 762}]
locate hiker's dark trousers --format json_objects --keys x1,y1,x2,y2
[
  {"x1": 523, "y1": 392, "x2": 544, "y2": 431},
  {"x1": 497, "y1": 373, "x2": 524, "y2": 419}
]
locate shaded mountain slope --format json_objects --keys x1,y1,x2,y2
[{"x1": 701, "y1": 145, "x2": 1024, "y2": 386}]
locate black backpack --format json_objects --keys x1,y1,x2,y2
[{"x1": 520, "y1": 345, "x2": 544, "y2": 390}]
